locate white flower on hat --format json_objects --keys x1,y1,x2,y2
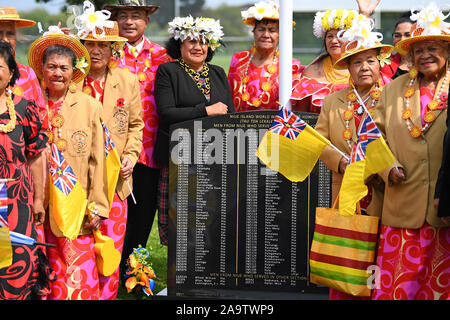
[
  {"x1": 410, "y1": 2, "x2": 450, "y2": 36},
  {"x1": 75, "y1": 0, "x2": 114, "y2": 40},
  {"x1": 43, "y1": 25, "x2": 65, "y2": 36},
  {"x1": 338, "y1": 15, "x2": 383, "y2": 52},
  {"x1": 312, "y1": 9, "x2": 360, "y2": 39},
  {"x1": 241, "y1": 1, "x2": 279, "y2": 22},
  {"x1": 168, "y1": 16, "x2": 224, "y2": 51}
]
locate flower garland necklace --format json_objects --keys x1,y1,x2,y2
[
  {"x1": 46, "y1": 85, "x2": 77, "y2": 153},
  {"x1": 177, "y1": 58, "x2": 211, "y2": 96},
  {"x1": 343, "y1": 80, "x2": 382, "y2": 148},
  {"x1": 0, "y1": 90, "x2": 17, "y2": 133},
  {"x1": 402, "y1": 65, "x2": 450, "y2": 138},
  {"x1": 47, "y1": 99, "x2": 66, "y2": 153},
  {"x1": 240, "y1": 45, "x2": 279, "y2": 108},
  {"x1": 323, "y1": 55, "x2": 349, "y2": 85}
]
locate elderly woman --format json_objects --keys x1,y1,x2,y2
[
  {"x1": 291, "y1": 0, "x2": 382, "y2": 113},
  {"x1": 227, "y1": 1, "x2": 303, "y2": 112},
  {"x1": 28, "y1": 29, "x2": 109, "y2": 300},
  {"x1": 74, "y1": 3, "x2": 144, "y2": 300},
  {"x1": 372, "y1": 3, "x2": 450, "y2": 300},
  {"x1": 153, "y1": 16, "x2": 234, "y2": 245},
  {"x1": 0, "y1": 42, "x2": 54, "y2": 300},
  {"x1": 314, "y1": 16, "x2": 393, "y2": 300}
]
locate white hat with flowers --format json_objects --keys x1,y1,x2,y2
[
  {"x1": 313, "y1": 9, "x2": 363, "y2": 39},
  {"x1": 334, "y1": 14, "x2": 393, "y2": 69},
  {"x1": 241, "y1": 1, "x2": 285, "y2": 26},
  {"x1": 395, "y1": 2, "x2": 450, "y2": 55},
  {"x1": 168, "y1": 15, "x2": 224, "y2": 51}
]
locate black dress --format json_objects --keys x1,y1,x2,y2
[
  {"x1": 153, "y1": 61, "x2": 235, "y2": 245},
  {"x1": 0, "y1": 96, "x2": 54, "y2": 299}
]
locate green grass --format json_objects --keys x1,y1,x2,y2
[{"x1": 117, "y1": 214, "x2": 168, "y2": 300}]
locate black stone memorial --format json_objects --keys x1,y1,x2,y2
[{"x1": 167, "y1": 111, "x2": 331, "y2": 299}]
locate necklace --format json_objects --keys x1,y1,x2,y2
[
  {"x1": 323, "y1": 55, "x2": 349, "y2": 85},
  {"x1": 177, "y1": 58, "x2": 211, "y2": 96},
  {"x1": 0, "y1": 92, "x2": 16, "y2": 133},
  {"x1": 47, "y1": 99, "x2": 67, "y2": 153},
  {"x1": 343, "y1": 82, "x2": 381, "y2": 148},
  {"x1": 240, "y1": 46, "x2": 279, "y2": 108},
  {"x1": 402, "y1": 66, "x2": 449, "y2": 138}
]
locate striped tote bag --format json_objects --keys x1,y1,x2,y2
[{"x1": 309, "y1": 197, "x2": 380, "y2": 297}]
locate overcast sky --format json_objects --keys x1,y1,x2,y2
[{"x1": 4, "y1": 0, "x2": 450, "y2": 14}]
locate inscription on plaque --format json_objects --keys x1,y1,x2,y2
[{"x1": 167, "y1": 111, "x2": 331, "y2": 298}]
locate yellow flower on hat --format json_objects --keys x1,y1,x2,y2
[
  {"x1": 75, "y1": 57, "x2": 89, "y2": 74},
  {"x1": 241, "y1": 1, "x2": 279, "y2": 23}
]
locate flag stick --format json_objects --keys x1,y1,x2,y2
[
  {"x1": 276, "y1": 101, "x2": 349, "y2": 160},
  {"x1": 353, "y1": 87, "x2": 400, "y2": 173},
  {"x1": 330, "y1": 144, "x2": 349, "y2": 161},
  {"x1": 126, "y1": 180, "x2": 137, "y2": 205}
]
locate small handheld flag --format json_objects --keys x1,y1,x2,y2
[
  {"x1": 256, "y1": 106, "x2": 331, "y2": 182},
  {"x1": 49, "y1": 143, "x2": 88, "y2": 239},
  {"x1": 102, "y1": 122, "x2": 121, "y2": 210},
  {"x1": 339, "y1": 111, "x2": 396, "y2": 216}
]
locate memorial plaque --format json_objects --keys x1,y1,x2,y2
[{"x1": 167, "y1": 111, "x2": 331, "y2": 298}]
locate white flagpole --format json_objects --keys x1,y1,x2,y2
[{"x1": 279, "y1": 0, "x2": 293, "y2": 111}]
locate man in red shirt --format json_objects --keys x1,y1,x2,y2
[{"x1": 105, "y1": 1, "x2": 171, "y2": 280}]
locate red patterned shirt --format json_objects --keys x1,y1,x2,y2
[
  {"x1": 117, "y1": 37, "x2": 171, "y2": 168},
  {"x1": 12, "y1": 62, "x2": 48, "y2": 129},
  {"x1": 227, "y1": 50, "x2": 304, "y2": 112}
]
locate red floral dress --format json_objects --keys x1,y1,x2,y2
[
  {"x1": 227, "y1": 50, "x2": 304, "y2": 112},
  {"x1": 82, "y1": 74, "x2": 128, "y2": 300},
  {"x1": 0, "y1": 97, "x2": 55, "y2": 300}
]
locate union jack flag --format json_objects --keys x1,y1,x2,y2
[
  {"x1": 0, "y1": 180, "x2": 8, "y2": 227},
  {"x1": 50, "y1": 144, "x2": 78, "y2": 197},
  {"x1": 269, "y1": 107, "x2": 307, "y2": 140},
  {"x1": 349, "y1": 113, "x2": 382, "y2": 164},
  {"x1": 102, "y1": 122, "x2": 116, "y2": 157}
]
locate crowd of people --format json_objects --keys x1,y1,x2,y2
[{"x1": 0, "y1": 0, "x2": 448, "y2": 300}]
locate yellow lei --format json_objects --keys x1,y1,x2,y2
[
  {"x1": 323, "y1": 56, "x2": 349, "y2": 85},
  {"x1": 0, "y1": 93, "x2": 17, "y2": 133}
]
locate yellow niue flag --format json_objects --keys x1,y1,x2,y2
[
  {"x1": 256, "y1": 107, "x2": 330, "y2": 182},
  {"x1": 0, "y1": 227, "x2": 12, "y2": 269},
  {"x1": 102, "y1": 122, "x2": 121, "y2": 211},
  {"x1": 339, "y1": 112, "x2": 396, "y2": 216},
  {"x1": 49, "y1": 144, "x2": 88, "y2": 239}
]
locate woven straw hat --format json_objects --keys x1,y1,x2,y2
[
  {"x1": 395, "y1": 3, "x2": 450, "y2": 55},
  {"x1": 0, "y1": 7, "x2": 36, "y2": 28},
  {"x1": 78, "y1": 21, "x2": 128, "y2": 42},
  {"x1": 395, "y1": 23, "x2": 450, "y2": 55},
  {"x1": 28, "y1": 34, "x2": 90, "y2": 83},
  {"x1": 334, "y1": 41, "x2": 394, "y2": 69}
]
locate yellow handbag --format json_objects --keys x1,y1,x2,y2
[{"x1": 309, "y1": 196, "x2": 380, "y2": 297}]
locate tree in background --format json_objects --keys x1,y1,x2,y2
[{"x1": 34, "y1": 0, "x2": 205, "y2": 29}]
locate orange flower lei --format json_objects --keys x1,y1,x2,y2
[
  {"x1": 343, "y1": 81, "x2": 381, "y2": 148},
  {"x1": 0, "y1": 92, "x2": 17, "y2": 134},
  {"x1": 240, "y1": 45, "x2": 279, "y2": 108},
  {"x1": 402, "y1": 66, "x2": 449, "y2": 138}
]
